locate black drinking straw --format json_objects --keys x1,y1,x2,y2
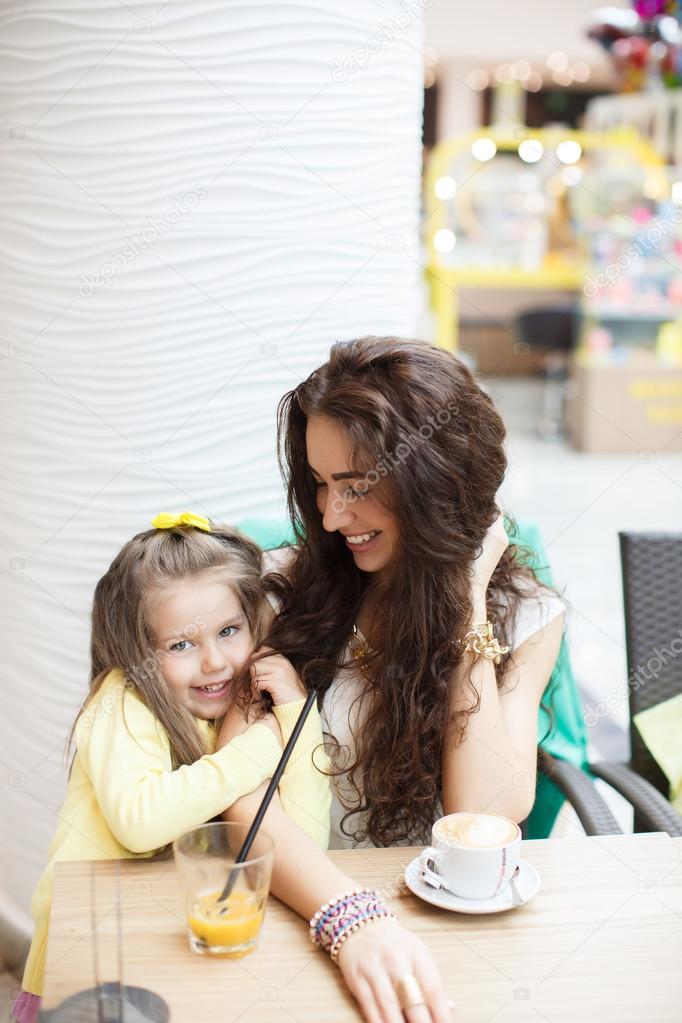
[{"x1": 217, "y1": 688, "x2": 319, "y2": 904}]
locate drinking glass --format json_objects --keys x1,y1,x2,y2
[{"x1": 173, "y1": 822, "x2": 274, "y2": 958}]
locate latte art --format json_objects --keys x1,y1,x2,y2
[
  {"x1": 421, "y1": 810, "x2": 522, "y2": 899},
  {"x1": 435, "y1": 812, "x2": 518, "y2": 849}
]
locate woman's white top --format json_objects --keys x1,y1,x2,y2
[{"x1": 263, "y1": 546, "x2": 566, "y2": 849}]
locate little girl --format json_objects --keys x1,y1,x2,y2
[{"x1": 13, "y1": 513, "x2": 331, "y2": 1023}]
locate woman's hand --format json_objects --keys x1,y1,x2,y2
[
  {"x1": 337, "y1": 917, "x2": 454, "y2": 1023},
  {"x1": 470, "y1": 507, "x2": 508, "y2": 603},
  {"x1": 226, "y1": 786, "x2": 453, "y2": 1022},
  {"x1": 251, "y1": 648, "x2": 307, "y2": 706}
]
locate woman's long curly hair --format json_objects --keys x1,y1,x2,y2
[{"x1": 265, "y1": 336, "x2": 557, "y2": 847}]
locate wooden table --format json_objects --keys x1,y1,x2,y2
[{"x1": 43, "y1": 834, "x2": 682, "y2": 1022}]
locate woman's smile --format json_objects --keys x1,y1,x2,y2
[
  {"x1": 342, "y1": 529, "x2": 382, "y2": 553},
  {"x1": 306, "y1": 414, "x2": 399, "y2": 573}
]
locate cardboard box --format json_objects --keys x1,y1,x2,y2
[{"x1": 565, "y1": 361, "x2": 682, "y2": 453}]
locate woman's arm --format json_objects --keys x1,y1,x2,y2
[
  {"x1": 218, "y1": 654, "x2": 332, "y2": 848},
  {"x1": 270, "y1": 700, "x2": 332, "y2": 848},
  {"x1": 225, "y1": 786, "x2": 453, "y2": 1023},
  {"x1": 218, "y1": 697, "x2": 332, "y2": 848},
  {"x1": 442, "y1": 511, "x2": 565, "y2": 822},
  {"x1": 443, "y1": 611, "x2": 565, "y2": 822}
]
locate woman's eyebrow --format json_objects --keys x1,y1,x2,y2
[{"x1": 308, "y1": 464, "x2": 361, "y2": 480}]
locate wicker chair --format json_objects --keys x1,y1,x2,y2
[
  {"x1": 535, "y1": 751, "x2": 622, "y2": 835},
  {"x1": 589, "y1": 533, "x2": 682, "y2": 836}
]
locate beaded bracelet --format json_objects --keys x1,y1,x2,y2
[
  {"x1": 309, "y1": 887, "x2": 369, "y2": 948},
  {"x1": 320, "y1": 892, "x2": 385, "y2": 953},
  {"x1": 309, "y1": 887, "x2": 367, "y2": 946},
  {"x1": 329, "y1": 905, "x2": 395, "y2": 962},
  {"x1": 309, "y1": 888, "x2": 397, "y2": 963}
]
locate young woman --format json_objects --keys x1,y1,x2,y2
[{"x1": 226, "y1": 336, "x2": 566, "y2": 1023}]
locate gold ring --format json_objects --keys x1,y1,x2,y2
[{"x1": 395, "y1": 974, "x2": 426, "y2": 1010}]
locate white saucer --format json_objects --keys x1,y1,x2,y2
[{"x1": 404, "y1": 855, "x2": 541, "y2": 914}]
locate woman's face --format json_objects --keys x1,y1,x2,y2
[{"x1": 305, "y1": 414, "x2": 399, "y2": 574}]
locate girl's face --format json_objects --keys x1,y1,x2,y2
[
  {"x1": 306, "y1": 413, "x2": 399, "y2": 574},
  {"x1": 151, "y1": 572, "x2": 253, "y2": 719}
]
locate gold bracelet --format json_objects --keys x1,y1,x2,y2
[
  {"x1": 329, "y1": 909, "x2": 397, "y2": 963},
  {"x1": 458, "y1": 621, "x2": 509, "y2": 665}
]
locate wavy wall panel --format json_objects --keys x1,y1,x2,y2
[{"x1": 0, "y1": 0, "x2": 424, "y2": 930}]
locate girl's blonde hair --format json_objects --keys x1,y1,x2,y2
[{"x1": 71, "y1": 523, "x2": 270, "y2": 768}]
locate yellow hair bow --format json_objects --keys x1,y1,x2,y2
[{"x1": 151, "y1": 511, "x2": 212, "y2": 532}]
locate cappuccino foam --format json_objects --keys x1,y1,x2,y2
[{"x1": 435, "y1": 812, "x2": 517, "y2": 849}]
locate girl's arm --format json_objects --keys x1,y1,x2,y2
[
  {"x1": 225, "y1": 785, "x2": 453, "y2": 1023},
  {"x1": 76, "y1": 675, "x2": 284, "y2": 853},
  {"x1": 267, "y1": 699, "x2": 331, "y2": 848},
  {"x1": 218, "y1": 652, "x2": 331, "y2": 848},
  {"x1": 442, "y1": 512, "x2": 565, "y2": 821}
]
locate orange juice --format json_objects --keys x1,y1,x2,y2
[{"x1": 187, "y1": 889, "x2": 265, "y2": 957}]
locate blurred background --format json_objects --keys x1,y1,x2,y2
[
  {"x1": 1, "y1": 0, "x2": 682, "y2": 998},
  {"x1": 418, "y1": 0, "x2": 682, "y2": 800}
]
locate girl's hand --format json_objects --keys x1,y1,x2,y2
[
  {"x1": 470, "y1": 506, "x2": 508, "y2": 601},
  {"x1": 251, "y1": 648, "x2": 307, "y2": 706},
  {"x1": 337, "y1": 917, "x2": 454, "y2": 1023}
]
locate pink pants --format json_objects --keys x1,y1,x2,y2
[{"x1": 12, "y1": 991, "x2": 41, "y2": 1023}]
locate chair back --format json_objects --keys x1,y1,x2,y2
[
  {"x1": 515, "y1": 308, "x2": 576, "y2": 352},
  {"x1": 619, "y1": 532, "x2": 682, "y2": 793}
]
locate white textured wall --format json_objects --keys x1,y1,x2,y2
[{"x1": 0, "y1": 0, "x2": 424, "y2": 934}]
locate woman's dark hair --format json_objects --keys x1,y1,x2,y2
[{"x1": 265, "y1": 336, "x2": 559, "y2": 846}]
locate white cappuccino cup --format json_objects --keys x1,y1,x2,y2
[{"x1": 418, "y1": 811, "x2": 521, "y2": 900}]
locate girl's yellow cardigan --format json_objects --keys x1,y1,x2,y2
[{"x1": 23, "y1": 670, "x2": 331, "y2": 995}]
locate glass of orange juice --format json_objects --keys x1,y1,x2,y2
[{"x1": 173, "y1": 822, "x2": 274, "y2": 958}]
